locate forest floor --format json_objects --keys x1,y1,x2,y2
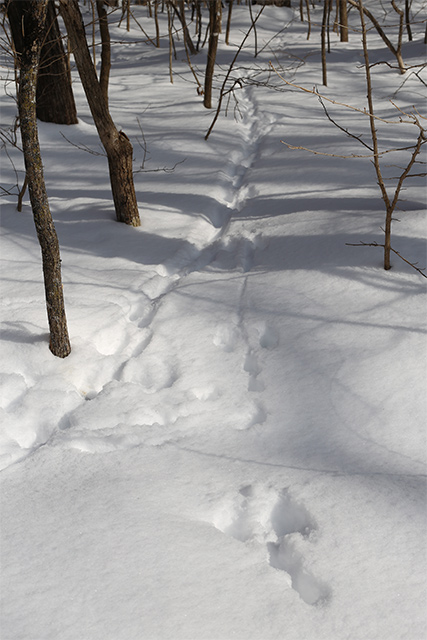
[{"x1": 1, "y1": 3, "x2": 426, "y2": 639}]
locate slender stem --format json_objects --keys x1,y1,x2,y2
[{"x1": 358, "y1": 0, "x2": 393, "y2": 269}]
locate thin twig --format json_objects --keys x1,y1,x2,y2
[
  {"x1": 271, "y1": 66, "x2": 416, "y2": 126},
  {"x1": 318, "y1": 95, "x2": 373, "y2": 151},
  {"x1": 134, "y1": 158, "x2": 186, "y2": 174},
  {"x1": 60, "y1": 132, "x2": 106, "y2": 156},
  {"x1": 280, "y1": 140, "x2": 425, "y2": 158},
  {"x1": 346, "y1": 241, "x2": 427, "y2": 278},
  {"x1": 205, "y1": 6, "x2": 265, "y2": 140}
]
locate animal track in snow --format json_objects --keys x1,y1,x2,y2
[
  {"x1": 120, "y1": 352, "x2": 180, "y2": 393},
  {"x1": 213, "y1": 324, "x2": 240, "y2": 353},
  {"x1": 213, "y1": 485, "x2": 330, "y2": 606},
  {"x1": 257, "y1": 322, "x2": 280, "y2": 350},
  {"x1": 246, "y1": 400, "x2": 267, "y2": 427},
  {"x1": 243, "y1": 320, "x2": 279, "y2": 394},
  {"x1": 128, "y1": 295, "x2": 156, "y2": 328},
  {"x1": 244, "y1": 351, "x2": 265, "y2": 393}
]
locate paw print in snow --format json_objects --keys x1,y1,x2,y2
[{"x1": 213, "y1": 484, "x2": 330, "y2": 606}]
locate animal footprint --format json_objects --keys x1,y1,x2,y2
[
  {"x1": 267, "y1": 490, "x2": 330, "y2": 606},
  {"x1": 120, "y1": 352, "x2": 179, "y2": 392},
  {"x1": 244, "y1": 351, "x2": 265, "y2": 392},
  {"x1": 213, "y1": 485, "x2": 329, "y2": 606},
  {"x1": 213, "y1": 324, "x2": 240, "y2": 353},
  {"x1": 258, "y1": 322, "x2": 279, "y2": 350}
]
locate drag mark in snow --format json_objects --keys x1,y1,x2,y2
[{"x1": 212, "y1": 485, "x2": 330, "y2": 606}]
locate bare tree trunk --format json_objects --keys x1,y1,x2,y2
[
  {"x1": 305, "y1": 0, "x2": 312, "y2": 39},
  {"x1": 391, "y1": 0, "x2": 406, "y2": 72},
  {"x1": 225, "y1": 0, "x2": 234, "y2": 45},
  {"x1": 154, "y1": 0, "x2": 161, "y2": 47},
  {"x1": 204, "y1": 0, "x2": 221, "y2": 109},
  {"x1": 173, "y1": 0, "x2": 197, "y2": 55},
  {"x1": 357, "y1": 0, "x2": 392, "y2": 270},
  {"x1": 348, "y1": 0, "x2": 406, "y2": 73},
  {"x1": 7, "y1": 0, "x2": 78, "y2": 125},
  {"x1": 59, "y1": 0, "x2": 141, "y2": 227},
  {"x1": 96, "y1": 0, "x2": 111, "y2": 108},
  {"x1": 91, "y1": 0, "x2": 97, "y2": 70},
  {"x1": 404, "y1": 0, "x2": 412, "y2": 41},
  {"x1": 167, "y1": 1, "x2": 174, "y2": 83},
  {"x1": 15, "y1": 0, "x2": 71, "y2": 357},
  {"x1": 339, "y1": 0, "x2": 348, "y2": 42},
  {"x1": 321, "y1": 0, "x2": 331, "y2": 85},
  {"x1": 248, "y1": 1, "x2": 259, "y2": 57}
]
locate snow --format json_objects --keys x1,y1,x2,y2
[{"x1": 1, "y1": 3, "x2": 426, "y2": 639}]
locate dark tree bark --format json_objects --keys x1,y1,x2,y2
[
  {"x1": 173, "y1": 1, "x2": 197, "y2": 56},
  {"x1": 7, "y1": 0, "x2": 78, "y2": 125},
  {"x1": 59, "y1": 0, "x2": 141, "y2": 227},
  {"x1": 14, "y1": 0, "x2": 71, "y2": 357},
  {"x1": 321, "y1": 0, "x2": 332, "y2": 86},
  {"x1": 96, "y1": 0, "x2": 112, "y2": 108},
  {"x1": 339, "y1": 0, "x2": 348, "y2": 42},
  {"x1": 204, "y1": 0, "x2": 222, "y2": 109},
  {"x1": 37, "y1": 1, "x2": 78, "y2": 124},
  {"x1": 225, "y1": 0, "x2": 234, "y2": 46}
]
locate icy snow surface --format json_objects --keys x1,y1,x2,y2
[{"x1": 1, "y1": 4, "x2": 426, "y2": 640}]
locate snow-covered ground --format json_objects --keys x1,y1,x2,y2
[{"x1": 1, "y1": 3, "x2": 426, "y2": 639}]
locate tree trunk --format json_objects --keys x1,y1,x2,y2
[
  {"x1": 321, "y1": 0, "x2": 331, "y2": 86},
  {"x1": 358, "y1": 0, "x2": 391, "y2": 270},
  {"x1": 225, "y1": 0, "x2": 234, "y2": 46},
  {"x1": 404, "y1": 0, "x2": 412, "y2": 41},
  {"x1": 348, "y1": 0, "x2": 406, "y2": 73},
  {"x1": 59, "y1": 0, "x2": 141, "y2": 227},
  {"x1": 174, "y1": 1, "x2": 197, "y2": 56},
  {"x1": 15, "y1": 0, "x2": 71, "y2": 357},
  {"x1": 339, "y1": 0, "x2": 348, "y2": 42},
  {"x1": 96, "y1": 0, "x2": 112, "y2": 109},
  {"x1": 204, "y1": 0, "x2": 221, "y2": 109},
  {"x1": 7, "y1": 0, "x2": 78, "y2": 125},
  {"x1": 154, "y1": 0, "x2": 160, "y2": 47}
]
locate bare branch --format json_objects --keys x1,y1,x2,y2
[
  {"x1": 134, "y1": 158, "x2": 187, "y2": 175},
  {"x1": 60, "y1": 131, "x2": 106, "y2": 156},
  {"x1": 270, "y1": 66, "x2": 415, "y2": 125},
  {"x1": 318, "y1": 95, "x2": 373, "y2": 151},
  {"x1": 346, "y1": 241, "x2": 427, "y2": 278},
  {"x1": 280, "y1": 140, "x2": 425, "y2": 159},
  {"x1": 205, "y1": 6, "x2": 265, "y2": 140}
]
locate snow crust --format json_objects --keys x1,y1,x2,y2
[{"x1": 1, "y1": 3, "x2": 426, "y2": 639}]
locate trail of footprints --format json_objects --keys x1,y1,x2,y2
[
  {"x1": 213, "y1": 282, "x2": 279, "y2": 430},
  {"x1": 54, "y1": 87, "x2": 276, "y2": 447},
  {"x1": 213, "y1": 484, "x2": 330, "y2": 606}
]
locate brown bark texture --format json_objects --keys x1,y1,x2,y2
[
  {"x1": 7, "y1": 0, "x2": 78, "y2": 125},
  {"x1": 59, "y1": 0, "x2": 141, "y2": 227},
  {"x1": 339, "y1": 0, "x2": 348, "y2": 42},
  {"x1": 96, "y1": 0, "x2": 111, "y2": 109},
  {"x1": 204, "y1": 0, "x2": 222, "y2": 108},
  {"x1": 14, "y1": 0, "x2": 71, "y2": 357}
]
